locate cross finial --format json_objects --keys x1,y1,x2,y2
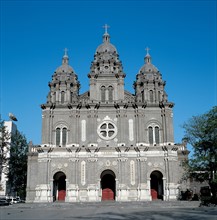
[
  {"x1": 145, "y1": 47, "x2": 150, "y2": 55},
  {"x1": 64, "y1": 48, "x2": 68, "y2": 57},
  {"x1": 103, "y1": 24, "x2": 110, "y2": 34}
]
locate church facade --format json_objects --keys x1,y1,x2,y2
[{"x1": 26, "y1": 27, "x2": 188, "y2": 203}]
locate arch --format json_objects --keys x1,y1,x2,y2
[
  {"x1": 100, "y1": 170, "x2": 116, "y2": 201},
  {"x1": 150, "y1": 170, "x2": 163, "y2": 200},
  {"x1": 98, "y1": 166, "x2": 118, "y2": 179},
  {"x1": 53, "y1": 171, "x2": 66, "y2": 202},
  {"x1": 145, "y1": 120, "x2": 162, "y2": 129}
]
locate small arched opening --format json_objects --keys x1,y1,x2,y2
[
  {"x1": 53, "y1": 171, "x2": 66, "y2": 202},
  {"x1": 150, "y1": 170, "x2": 163, "y2": 200},
  {"x1": 100, "y1": 170, "x2": 116, "y2": 201}
]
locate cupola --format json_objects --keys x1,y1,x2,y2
[
  {"x1": 45, "y1": 49, "x2": 80, "y2": 105},
  {"x1": 134, "y1": 48, "x2": 168, "y2": 104}
]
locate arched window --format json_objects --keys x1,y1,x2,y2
[
  {"x1": 148, "y1": 125, "x2": 160, "y2": 145},
  {"x1": 61, "y1": 91, "x2": 65, "y2": 104},
  {"x1": 155, "y1": 127, "x2": 160, "y2": 144},
  {"x1": 70, "y1": 92, "x2": 73, "y2": 103},
  {"x1": 62, "y1": 128, "x2": 67, "y2": 146},
  {"x1": 150, "y1": 90, "x2": 153, "y2": 102},
  {"x1": 101, "y1": 86, "x2": 106, "y2": 102},
  {"x1": 158, "y1": 91, "x2": 161, "y2": 101},
  {"x1": 52, "y1": 92, "x2": 56, "y2": 103},
  {"x1": 141, "y1": 90, "x2": 144, "y2": 102},
  {"x1": 56, "y1": 127, "x2": 67, "y2": 147},
  {"x1": 148, "y1": 127, "x2": 153, "y2": 144},
  {"x1": 108, "y1": 86, "x2": 113, "y2": 102},
  {"x1": 56, "y1": 128, "x2": 61, "y2": 146}
]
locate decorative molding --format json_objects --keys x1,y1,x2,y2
[
  {"x1": 129, "y1": 119, "x2": 134, "y2": 141},
  {"x1": 81, "y1": 120, "x2": 86, "y2": 142},
  {"x1": 87, "y1": 158, "x2": 98, "y2": 162},
  {"x1": 130, "y1": 160, "x2": 136, "y2": 185},
  {"x1": 81, "y1": 161, "x2": 86, "y2": 186}
]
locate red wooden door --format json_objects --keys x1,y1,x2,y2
[
  {"x1": 58, "y1": 190, "x2": 66, "y2": 201},
  {"x1": 102, "y1": 188, "x2": 114, "y2": 200},
  {"x1": 151, "y1": 189, "x2": 158, "y2": 200}
]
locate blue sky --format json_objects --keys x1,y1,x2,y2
[{"x1": 1, "y1": 0, "x2": 216, "y2": 152}]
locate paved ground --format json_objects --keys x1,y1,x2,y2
[{"x1": 0, "y1": 201, "x2": 217, "y2": 220}]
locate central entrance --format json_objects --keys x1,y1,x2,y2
[
  {"x1": 100, "y1": 170, "x2": 116, "y2": 201},
  {"x1": 53, "y1": 171, "x2": 66, "y2": 202},
  {"x1": 150, "y1": 170, "x2": 163, "y2": 200}
]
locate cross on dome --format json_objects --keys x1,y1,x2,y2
[
  {"x1": 103, "y1": 24, "x2": 110, "y2": 34},
  {"x1": 64, "y1": 48, "x2": 68, "y2": 57},
  {"x1": 145, "y1": 47, "x2": 152, "y2": 64},
  {"x1": 145, "y1": 47, "x2": 150, "y2": 55},
  {"x1": 62, "y1": 48, "x2": 69, "y2": 65}
]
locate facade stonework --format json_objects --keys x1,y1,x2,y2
[{"x1": 26, "y1": 29, "x2": 188, "y2": 202}]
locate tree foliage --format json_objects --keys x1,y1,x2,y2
[
  {"x1": 7, "y1": 130, "x2": 28, "y2": 199},
  {"x1": 183, "y1": 106, "x2": 217, "y2": 198}
]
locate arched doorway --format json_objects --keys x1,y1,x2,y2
[
  {"x1": 150, "y1": 170, "x2": 163, "y2": 200},
  {"x1": 101, "y1": 170, "x2": 116, "y2": 201},
  {"x1": 53, "y1": 171, "x2": 66, "y2": 202}
]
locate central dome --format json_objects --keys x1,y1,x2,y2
[
  {"x1": 55, "y1": 63, "x2": 75, "y2": 74},
  {"x1": 95, "y1": 33, "x2": 118, "y2": 54}
]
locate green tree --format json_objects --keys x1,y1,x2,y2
[
  {"x1": 7, "y1": 130, "x2": 28, "y2": 199},
  {"x1": 183, "y1": 106, "x2": 217, "y2": 200}
]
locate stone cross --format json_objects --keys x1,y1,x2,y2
[
  {"x1": 64, "y1": 48, "x2": 68, "y2": 56},
  {"x1": 103, "y1": 24, "x2": 110, "y2": 34},
  {"x1": 145, "y1": 47, "x2": 150, "y2": 55}
]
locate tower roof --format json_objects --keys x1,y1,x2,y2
[
  {"x1": 95, "y1": 24, "x2": 118, "y2": 54},
  {"x1": 139, "y1": 48, "x2": 159, "y2": 74},
  {"x1": 55, "y1": 49, "x2": 75, "y2": 74}
]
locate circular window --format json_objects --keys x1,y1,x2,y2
[{"x1": 97, "y1": 121, "x2": 117, "y2": 140}]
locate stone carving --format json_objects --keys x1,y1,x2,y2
[{"x1": 106, "y1": 160, "x2": 111, "y2": 166}]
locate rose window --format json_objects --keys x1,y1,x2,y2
[{"x1": 97, "y1": 121, "x2": 117, "y2": 140}]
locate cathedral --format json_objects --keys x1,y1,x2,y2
[{"x1": 26, "y1": 26, "x2": 188, "y2": 203}]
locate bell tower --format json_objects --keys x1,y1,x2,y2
[
  {"x1": 46, "y1": 49, "x2": 80, "y2": 106},
  {"x1": 134, "y1": 48, "x2": 168, "y2": 105},
  {"x1": 88, "y1": 25, "x2": 126, "y2": 103}
]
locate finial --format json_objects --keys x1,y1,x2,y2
[
  {"x1": 64, "y1": 48, "x2": 68, "y2": 57},
  {"x1": 145, "y1": 47, "x2": 151, "y2": 63},
  {"x1": 103, "y1": 24, "x2": 110, "y2": 34},
  {"x1": 102, "y1": 24, "x2": 111, "y2": 43},
  {"x1": 62, "y1": 48, "x2": 69, "y2": 64},
  {"x1": 145, "y1": 47, "x2": 150, "y2": 55}
]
